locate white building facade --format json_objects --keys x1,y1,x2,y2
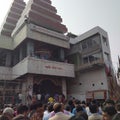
[
  {"x1": 67, "y1": 27, "x2": 114, "y2": 102},
  {"x1": 0, "y1": 0, "x2": 116, "y2": 104}
]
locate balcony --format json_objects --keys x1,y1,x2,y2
[
  {"x1": 81, "y1": 44, "x2": 101, "y2": 55},
  {"x1": 12, "y1": 57, "x2": 75, "y2": 79},
  {"x1": 75, "y1": 59, "x2": 104, "y2": 72}
]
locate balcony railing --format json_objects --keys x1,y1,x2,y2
[
  {"x1": 81, "y1": 44, "x2": 101, "y2": 55},
  {"x1": 75, "y1": 59, "x2": 104, "y2": 72},
  {"x1": 12, "y1": 56, "x2": 75, "y2": 79}
]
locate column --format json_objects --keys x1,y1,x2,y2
[
  {"x1": 60, "y1": 48, "x2": 65, "y2": 61},
  {"x1": 19, "y1": 47, "x2": 23, "y2": 61},
  {"x1": 62, "y1": 78, "x2": 67, "y2": 99},
  {"x1": 20, "y1": 75, "x2": 34, "y2": 104},
  {"x1": 27, "y1": 41, "x2": 34, "y2": 57},
  {"x1": 5, "y1": 52, "x2": 11, "y2": 67}
]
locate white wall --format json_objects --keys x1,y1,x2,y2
[{"x1": 68, "y1": 68, "x2": 108, "y2": 100}]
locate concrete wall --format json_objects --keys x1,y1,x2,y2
[
  {"x1": 28, "y1": 24, "x2": 70, "y2": 48},
  {"x1": 12, "y1": 23, "x2": 70, "y2": 49},
  {"x1": 68, "y1": 68, "x2": 108, "y2": 101},
  {"x1": 12, "y1": 56, "x2": 75, "y2": 79},
  {"x1": 0, "y1": 66, "x2": 12, "y2": 80},
  {"x1": 12, "y1": 57, "x2": 28, "y2": 79},
  {"x1": 27, "y1": 57, "x2": 75, "y2": 77},
  {"x1": 13, "y1": 24, "x2": 27, "y2": 48},
  {"x1": 100, "y1": 33, "x2": 112, "y2": 65},
  {"x1": 0, "y1": 35, "x2": 13, "y2": 50}
]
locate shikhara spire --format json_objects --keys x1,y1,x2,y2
[
  {"x1": 0, "y1": 0, "x2": 26, "y2": 36},
  {"x1": 1, "y1": 0, "x2": 68, "y2": 37}
]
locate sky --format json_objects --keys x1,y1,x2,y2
[{"x1": 0, "y1": 0, "x2": 120, "y2": 71}]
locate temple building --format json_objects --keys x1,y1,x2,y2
[
  {"x1": 0, "y1": 0, "x2": 117, "y2": 104},
  {"x1": 0, "y1": 0, "x2": 75, "y2": 104}
]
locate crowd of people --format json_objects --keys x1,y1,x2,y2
[{"x1": 0, "y1": 97, "x2": 120, "y2": 120}]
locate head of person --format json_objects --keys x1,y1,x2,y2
[
  {"x1": 17, "y1": 105, "x2": 28, "y2": 116},
  {"x1": 74, "y1": 99, "x2": 81, "y2": 107},
  {"x1": 104, "y1": 99, "x2": 115, "y2": 107},
  {"x1": 65, "y1": 105, "x2": 71, "y2": 112},
  {"x1": 68, "y1": 100, "x2": 74, "y2": 106},
  {"x1": 3, "y1": 107, "x2": 14, "y2": 120},
  {"x1": 102, "y1": 106, "x2": 117, "y2": 120},
  {"x1": 29, "y1": 103, "x2": 37, "y2": 111},
  {"x1": 89, "y1": 104, "x2": 98, "y2": 113},
  {"x1": 47, "y1": 104, "x2": 54, "y2": 113},
  {"x1": 76, "y1": 105, "x2": 83, "y2": 113},
  {"x1": 112, "y1": 103, "x2": 120, "y2": 120},
  {"x1": 34, "y1": 102, "x2": 44, "y2": 118},
  {"x1": 53, "y1": 103, "x2": 62, "y2": 113},
  {"x1": 115, "y1": 103, "x2": 120, "y2": 112},
  {"x1": 35, "y1": 102, "x2": 43, "y2": 113}
]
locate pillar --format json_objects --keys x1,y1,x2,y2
[
  {"x1": 60, "y1": 48, "x2": 65, "y2": 61},
  {"x1": 21, "y1": 75, "x2": 34, "y2": 104},
  {"x1": 19, "y1": 47, "x2": 23, "y2": 61},
  {"x1": 5, "y1": 52, "x2": 11, "y2": 67},
  {"x1": 62, "y1": 78, "x2": 67, "y2": 99},
  {"x1": 27, "y1": 40, "x2": 34, "y2": 57}
]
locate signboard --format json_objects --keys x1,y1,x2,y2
[
  {"x1": 94, "y1": 91, "x2": 104, "y2": 99},
  {"x1": 86, "y1": 92, "x2": 93, "y2": 98}
]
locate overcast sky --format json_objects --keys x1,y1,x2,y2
[{"x1": 0, "y1": 0, "x2": 120, "y2": 71}]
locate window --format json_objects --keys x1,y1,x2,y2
[
  {"x1": 79, "y1": 83, "x2": 82, "y2": 85},
  {"x1": 92, "y1": 35, "x2": 101, "y2": 45},
  {"x1": 83, "y1": 52, "x2": 102, "y2": 64},
  {"x1": 0, "y1": 51, "x2": 7, "y2": 66},
  {"x1": 87, "y1": 39, "x2": 93, "y2": 47},
  {"x1": 91, "y1": 52, "x2": 102, "y2": 61},
  {"x1": 101, "y1": 82, "x2": 103, "y2": 85},
  {"x1": 83, "y1": 57, "x2": 89, "y2": 64}
]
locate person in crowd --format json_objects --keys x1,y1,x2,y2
[
  {"x1": 54, "y1": 94, "x2": 59, "y2": 102},
  {"x1": 36, "y1": 92, "x2": 41, "y2": 101},
  {"x1": 112, "y1": 102, "x2": 120, "y2": 120},
  {"x1": 13, "y1": 105, "x2": 29, "y2": 120},
  {"x1": 43, "y1": 104, "x2": 54, "y2": 120},
  {"x1": 65, "y1": 105, "x2": 74, "y2": 117},
  {"x1": 85, "y1": 102, "x2": 91, "y2": 116},
  {"x1": 28, "y1": 103, "x2": 36, "y2": 118},
  {"x1": 72, "y1": 99, "x2": 81, "y2": 115},
  {"x1": 68, "y1": 100, "x2": 75, "y2": 112},
  {"x1": 61, "y1": 103, "x2": 69, "y2": 115},
  {"x1": 43, "y1": 104, "x2": 48, "y2": 116},
  {"x1": 0, "y1": 107, "x2": 14, "y2": 120},
  {"x1": 102, "y1": 106, "x2": 117, "y2": 120},
  {"x1": 103, "y1": 99, "x2": 115, "y2": 107},
  {"x1": 49, "y1": 103, "x2": 71, "y2": 120},
  {"x1": 49, "y1": 103, "x2": 69, "y2": 118},
  {"x1": 81, "y1": 101, "x2": 86, "y2": 109},
  {"x1": 30, "y1": 102, "x2": 44, "y2": 120},
  {"x1": 88, "y1": 104, "x2": 102, "y2": 120},
  {"x1": 76, "y1": 105, "x2": 88, "y2": 120},
  {"x1": 48, "y1": 97, "x2": 54, "y2": 104}
]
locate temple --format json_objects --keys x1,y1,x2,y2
[{"x1": 0, "y1": 0, "x2": 118, "y2": 104}]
